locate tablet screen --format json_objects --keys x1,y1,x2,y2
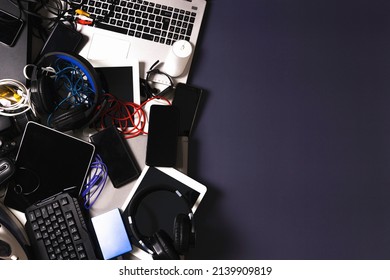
[
  {"x1": 4, "y1": 122, "x2": 95, "y2": 212},
  {"x1": 96, "y1": 66, "x2": 135, "y2": 103}
]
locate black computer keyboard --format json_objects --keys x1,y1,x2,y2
[
  {"x1": 71, "y1": 0, "x2": 196, "y2": 45},
  {"x1": 25, "y1": 193, "x2": 98, "y2": 260}
]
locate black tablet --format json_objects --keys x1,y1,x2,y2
[{"x1": 4, "y1": 122, "x2": 95, "y2": 212}]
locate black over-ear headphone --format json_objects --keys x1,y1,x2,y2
[
  {"x1": 127, "y1": 185, "x2": 196, "y2": 260},
  {"x1": 30, "y1": 52, "x2": 101, "y2": 131}
]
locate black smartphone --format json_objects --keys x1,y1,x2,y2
[
  {"x1": 146, "y1": 105, "x2": 179, "y2": 167},
  {"x1": 0, "y1": 9, "x2": 24, "y2": 47},
  {"x1": 90, "y1": 126, "x2": 140, "y2": 188},
  {"x1": 39, "y1": 22, "x2": 83, "y2": 56},
  {"x1": 172, "y1": 83, "x2": 203, "y2": 136}
]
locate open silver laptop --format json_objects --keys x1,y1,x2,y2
[{"x1": 73, "y1": 0, "x2": 207, "y2": 83}]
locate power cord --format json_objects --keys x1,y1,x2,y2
[
  {"x1": 94, "y1": 93, "x2": 171, "y2": 139},
  {"x1": 0, "y1": 79, "x2": 31, "y2": 117}
]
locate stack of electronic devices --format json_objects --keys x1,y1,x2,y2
[
  {"x1": 0, "y1": 0, "x2": 209, "y2": 261},
  {"x1": 1, "y1": 77, "x2": 207, "y2": 260}
]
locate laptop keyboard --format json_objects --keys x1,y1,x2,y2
[
  {"x1": 71, "y1": 0, "x2": 197, "y2": 45},
  {"x1": 25, "y1": 193, "x2": 97, "y2": 260}
]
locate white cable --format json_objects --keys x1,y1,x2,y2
[{"x1": 0, "y1": 79, "x2": 31, "y2": 116}]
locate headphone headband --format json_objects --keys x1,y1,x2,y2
[{"x1": 127, "y1": 184, "x2": 195, "y2": 254}]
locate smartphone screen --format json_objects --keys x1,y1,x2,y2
[
  {"x1": 172, "y1": 83, "x2": 203, "y2": 136},
  {"x1": 90, "y1": 125, "x2": 140, "y2": 188},
  {"x1": 0, "y1": 9, "x2": 24, "y2": 47},
  {"x1": 146, "y1": 105, "x2": 179, "y2": 167},
  {"x1": 39, "y1": 22, "x2": 83, "y2": 56}
]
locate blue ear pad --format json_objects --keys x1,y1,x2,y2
[
  {"x1": 173, "y1": 213, "x2": 191, "y2": 254},
  {"x1": 151, "y1": 230, "x2": 179, "y2": 260}
]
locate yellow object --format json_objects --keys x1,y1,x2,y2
[
  {"x1": 75, "y1": 9, "x2": 90, "y2": 17},
  {"x1": 0, "y1": 85, "x2": 22, "y2": 104}
]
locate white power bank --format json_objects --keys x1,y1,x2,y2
[{"x1": 91, "y1": 208, "x2": 132, "y2": 259}]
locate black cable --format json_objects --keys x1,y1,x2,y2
[
  {"x1": 144, "y1": 60, "x2": 175, "y2": 98},
  {"x1": 7, "y1": 0, "x2": 79, "y2": 41}
]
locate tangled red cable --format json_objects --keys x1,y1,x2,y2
[{"x1": 95, "y1": 93, "x2": 171, "y2": 138}]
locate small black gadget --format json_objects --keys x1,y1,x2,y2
[
  {"x1": 90, "y1": 125, "x2": 140, "y2": 188},
  {"x1": 146, "y1": 105, "x2": 179, "y2": 167},
  {"x1": 126, "y1": 184, "x2": 196, "y2": 260},
  {"x1": 39, "y1": 22, "x2": 83, "y2": 56},
  {"x1": 29, "y1": 52, "x2": 101, "y2": 131},
  {"x1": 0, "y1": 9, "x2": 24, "y2": 47},
  {"x1": 172, "y1": 83, "x2": 203, "y2": 137},
  {"x1": 96, "y1": 66, "x2": 136, "y2": 102},
  {"x1": 0, "y1": 157, "x2": 15, "y2": 186}
]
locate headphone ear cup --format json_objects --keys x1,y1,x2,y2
[
  {"x1": 34, "y1": 75, "x2": 56, "y2": 114},
  {"x1": 50, "y1": 105, "x2": 87, "y2": 131},
  {"x1": 151, "y1": 230, "x2": 179, "y2": 260},
  {"x1": 173, "y1": 213, "x2": 192, "y2": 255}
]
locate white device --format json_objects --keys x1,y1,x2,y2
[
  {"x1": 162, "y1": 40, "x2": 193, "y2": 77},
  {"x1": 89, "y1": 58, "x2": 141, "y2": 106},
  {"x1": 91, "y1": 208, "x2": 132, "y2": 260},
  {"x1": 122, "y1": 165, "x2": 207, "y2": 214}
]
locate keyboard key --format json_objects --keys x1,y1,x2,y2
[
  {"x1": 35, "y1": 231, "x2": 42, "y2": 239},
  {"x1": 142, "y1": 33, "x2": 154, "y2": 41},
  {"x1": 162, "y1": 18, "x2": 170, "y2": 29},
  {"x1": 34, "y1": 209, "x2": 42, "y2": 218},
  {"x1": 151, "y1": 28, "x2": 161, "y2": 36},
  {"x1": 47, "y1": 204, "x2": 54, "y2": 215},
  {"x1": 96, "y1": 22, "x2": 128, "y2": 35},
  {"x1": 186, "y1": 24, "x2": 194, "y2": 36},
  {"x1": 27, "y1": 211, "x2": 36, "y2": 221},
  {"x1": 161, "y1": 10, "x2": 172, "y2": 17},
  {"x1": 61, "y1": 197, "x2": 69, "y2": 206}
]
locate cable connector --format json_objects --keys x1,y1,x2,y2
[
  {"x1": 75, "y1": 9, "x2": 90, "y2": 17},
  {"x1": 75, "y1": 9, "x2": 93, "y2": 25}
]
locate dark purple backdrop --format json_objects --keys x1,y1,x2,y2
[{"x1": 187, "y1": 0, "x2": 390, "y2": 259}]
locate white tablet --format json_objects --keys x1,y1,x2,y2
[
  {"x1": 89, "y1": 58, "x2": 141, "y2": 106},
  {"x1": 121, "y1": 166, "x2": 207, "y2": 214}
]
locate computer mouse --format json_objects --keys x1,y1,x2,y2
[{"x1": 0, "y1": 157, "x2": 15, "y2": 186}]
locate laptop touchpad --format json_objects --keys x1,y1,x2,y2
[{"x1": 87, "y1": 33, "x2": 131, "y2": 60}]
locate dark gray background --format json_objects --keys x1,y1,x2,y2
[{"x1": 187, "y1": 0, "x2": 390, "y2": 259}]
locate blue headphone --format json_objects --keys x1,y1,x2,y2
[{"x1": 30, "y1": 52, "x2": 102, "y2": 131}]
